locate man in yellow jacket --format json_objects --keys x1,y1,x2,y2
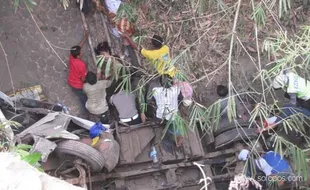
[{"x1": 122, "y1": 34, "x2": 177, "y2": 77}]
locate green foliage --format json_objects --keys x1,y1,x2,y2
[
  {"x1": 1, "y1": 119, "x2": 42, "y2": 170},
  {"x1": 162, "y1": 113, "x2": 186, "y2": 140},
  {"x1": 263, "y1": 26, "x2": 310, "y2": 78},
  {"x1": 10, "y1": 144, "x2": 42, "y2": 168},
  {"x1": 252, "y1": 3, "x2": 266, "y2": 27},
  {"x1": 272, "y1": 136, "x2": 309, "y2": 180},
  {"x1": 13, "y1": 0, "x2": 37, "y2": 12},
  {"x1": 96, "y1": 55, "x2": 126, "y2": 82},
  {"x1": 21, "y1": 152, "x2": 42, "y2": 166},
  {"x1": 277, "y1": 0, "x2": 291, "y2": 18},
  {"x1": 188, "y1": 103, "x2": 209, "y2": 131},
  {"x1": 59, "y1": 0, "x2": 70, "y2": 10}
]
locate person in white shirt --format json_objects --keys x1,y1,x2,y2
[{"x1": 150, "y1": 75, "x2": 184, "y2": 147}]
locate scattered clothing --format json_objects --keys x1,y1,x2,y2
[
  {"x1": 83, "y1": 80, "x2": 112, "y2": 115},
  {"x1": 68, "y1": 55, "x2": 87, "y2": 89},
  {"x1": 152, "y1": 86, "x2": 180, "y2": 120},
  {"x1": 102, "y1": 0, "x2": 135, "y2": 37},
  {"x1": 110, "y1": 90, "x2": 141, "y2": 125},
  {"x1": 141, "y1": 45, "x2": 176, "y2": 77}
]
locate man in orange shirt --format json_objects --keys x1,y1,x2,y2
[{"x1": 68, "y1": 31, "x2": 89, "y2": 114}]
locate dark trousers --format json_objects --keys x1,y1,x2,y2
[
  {"x1": 71, "y1": 87, "x2": 88, "y2": 114},
  {"x1": 100, "y1": 110, "x2": 110, "y2": 124},
  {"x1": 284, "y1": 92, "x2": 310, "y2": 110}
]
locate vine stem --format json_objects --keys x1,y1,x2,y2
[
  {"x1": 0, "y1": 41, "x2": 15, "y2": 96},
  {"x1": 227, "y1": 0, "x2": 242, "y2": 118},
  {"x1": 250, "y1": 0, "x2": 267, "y2": 103},
  {"x1": 80, "y1": 12, "x2": 97, "y2": 67}
]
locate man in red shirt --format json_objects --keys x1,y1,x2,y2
[{"x1": 68, "y1": 31, "x2": 89, "y2": 114}]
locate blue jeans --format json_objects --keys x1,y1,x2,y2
[
  {"x1": 167, "y1": 122, "x2": 181, "y2": 136},
  {"x1": 71, "y1": 87, "x2": 88, "y2": 114},
  {"x1": 275, "y1": 104, "x2": 310, "y2": 123}
]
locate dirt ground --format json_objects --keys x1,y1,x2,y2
[{"x1": 0, "y1": 0, "x2": 112, "y2": 115}]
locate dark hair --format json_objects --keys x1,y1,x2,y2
[
  {"x1": 271, "y1": 105, "x2": 280, "y2": 116},
  {"x1": 95, "y1": 42, "x2": 112, "y2": 55},
  {"x1": 217, "y1": 85, "x2": 228, "y2": 97},
  {"x1": 160, "y1": 74, "x2": 173, "y2": 88},
  {"x1": 71, "y1": 46, "x2": 81, "y2": 58},
  {"x1": 152, "y1": 35, "x2": 163, "y2": 49},
  {"x1": 85, "y1": 71, "x2": 97, "y2": 85}
]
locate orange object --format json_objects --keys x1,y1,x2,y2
[{"x1": 115, "y1": 17, "x2": 135, "y2": 36}]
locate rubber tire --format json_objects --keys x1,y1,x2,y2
[
  {"x1": 55, "y1": 140, "x2": 105, "y2": 172},
  {"x1": 215, "y1": 128, "x2": 258, "y2": 149},
  {"x1": 214, "y1": 121, "x2": 252, "y2": 137}
]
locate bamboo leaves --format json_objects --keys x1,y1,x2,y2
[
  {"x1": 263, "y1": 27, "x2": 310, "y2": 80},
  {"x1": 105, "y1": 57, "x2": 112, "y2": 79},
  {"x1": 278, "y1": 0, "x2": 291, "y2": 18},
  {"x1": 252, "y1": 3, "x2": 266, "y2": 27},
  {"x1": 14, "y1": 0, "x2": 37, "y2": 12},
  {"x1": 59, "y1": 0, "x2": 70, "y2": 10}
]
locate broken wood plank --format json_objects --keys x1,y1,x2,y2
[
  {"x1": 118, "y1": 127, "x2": 155, "y2": 164},
  {"x1": 182, "y1": 127, "x2": 204, "y2": 159}
]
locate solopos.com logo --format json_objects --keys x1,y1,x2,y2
[{"x1": 257, "y1": 175, "x2": 304, "y2": 182}]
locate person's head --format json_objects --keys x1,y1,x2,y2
[
  {"x1": 271, "y1": 105, "x2": 280, "y2": 116},
  {"x1": 95, "y1": 41, "x2": 112, "y2": 55},
  {"x1": 152, "y1": 35, "x2": 164, "y2": 49},
  {"x1": 238, "y1": 149, "x2": 250, "y2": 161},
  {"x1": 160, "y1": 74, "x2": 173, "y2": 89},
  {"x1": 71, "y1": 46, "x2": 82, "y2": 58},
  {"x1": 216, "y1": 85, "x2": 228, "y2": 97},
  {"x1": 272, "y1": 74, "x2": 285, "y2": 89},
  {"x1": 85, "y1": 71, "x2": 97, "y2": 85}
]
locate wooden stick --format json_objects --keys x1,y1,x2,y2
[
  {"x1": 99, "y1": 12, "x2": 113, "y2": 54},
  {"x1": 80, "y1": 12, "x2": 97, "y2": 67}
]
